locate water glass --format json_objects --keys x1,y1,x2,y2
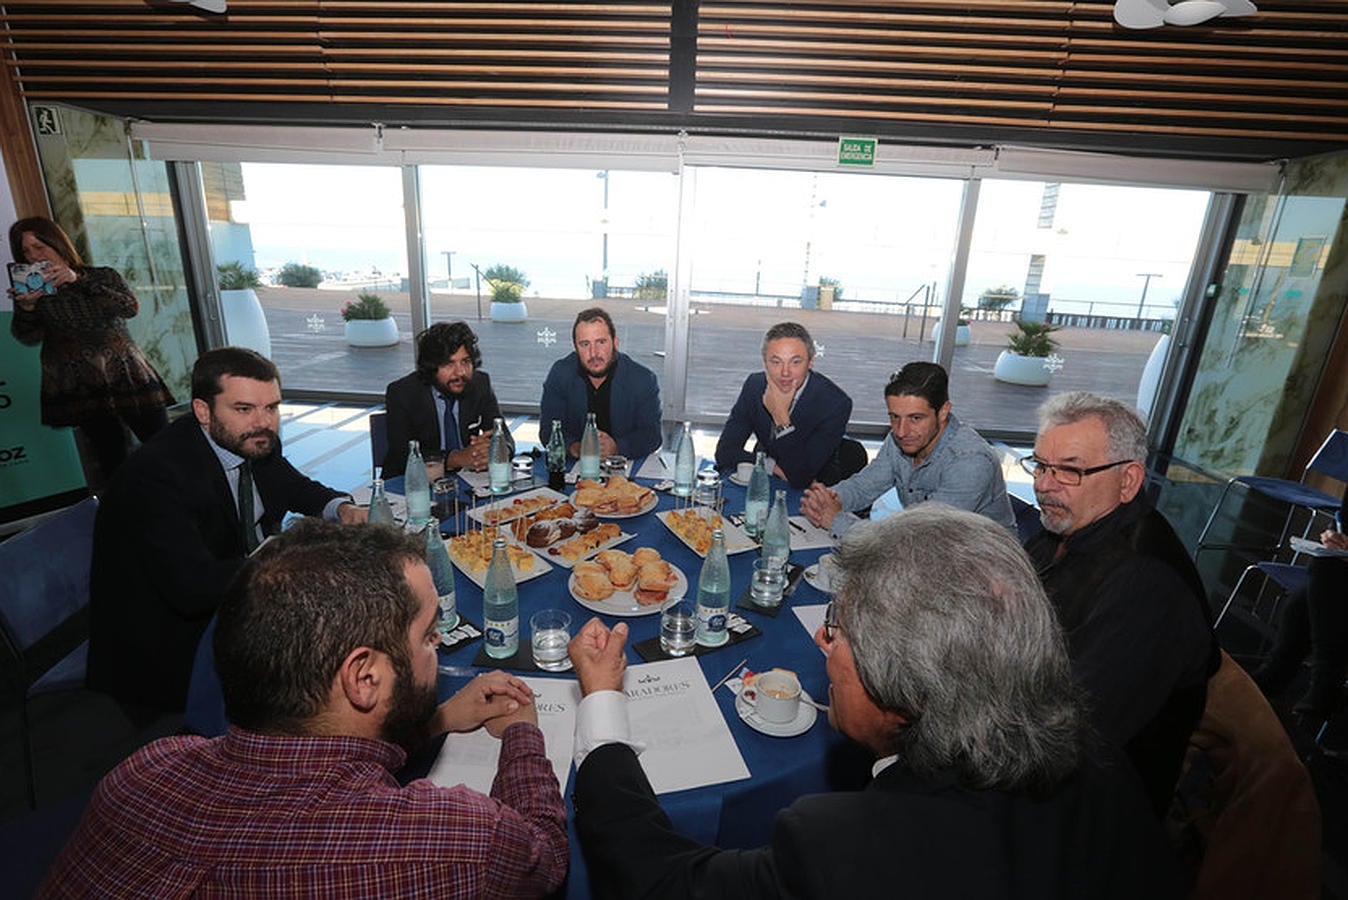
[
  {"x1": 431, "y1": 477, "x2": 456, "y2": 523},
  {"x1": 659, "y1": 597, "x2": 697, "y2": 657},
  {"x1": 749, "y1": 558, "x2": 786, "y2": 608},
  {"x1": 530, "y1": 609, "x2": 572, "y2": 671}
]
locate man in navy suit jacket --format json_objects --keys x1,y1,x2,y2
[
  {"x1": 568, "y1": 506, "x2": 1179, "y2": 899},
  {"x1": 540, "y1": 307, "x2": 661, "y2": 460},
  {"x1": 714, "y1": 321, "x2": 853, "y2": 488},
  {"x1": 381, "y1": 321, "x2": 512, "y2": 478},
  {"x1": 88, "y1": 348, "x2": 363, "y2": 713}
]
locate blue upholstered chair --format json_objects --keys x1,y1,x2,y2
[
  {"x1": 0, "y1": 496, "x2": 99, "y2": 808},
  {"x1": 369, "y1": 409, "x2": 388, "y2": 477}
]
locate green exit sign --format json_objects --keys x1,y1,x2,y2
[{"x1": 837, "y1": 136, "x2": 877, "y2": 167}]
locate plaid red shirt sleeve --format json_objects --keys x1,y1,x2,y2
[{"x1": 37, "y1": 723, "x2": 567, "y2": 899}]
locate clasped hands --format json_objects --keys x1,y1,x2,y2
[
  {"x1": 800, "y1": 481, "x2": 842, "y2": 530},
  {"x1": 433, "y1": 670, "x2": 540, "y2": 738},
  {"x1": 447, "y1": 431, "x2": 495, "y2": 472}
]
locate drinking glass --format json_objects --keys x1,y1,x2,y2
[
  {"x1": 659, "y1": 596, "x2": 697, "y2": 657},
  {"x1": 749, "y1": 558, "x2": 786, "y2": 608},
  {"x1": 431, "y1": 477, "x2": 456, "y2": 524},
  {"x1": 530, "y1": 609, "x2": 572, "y2": 671}
]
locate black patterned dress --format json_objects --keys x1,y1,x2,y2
[{"x1": 10, "y1": 265, "x2": 174, "y2": 426}]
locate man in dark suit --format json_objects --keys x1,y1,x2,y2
[
  {"x1": 381, "y1": 321, "x2": 512, "y2": 478},
  {"x1": 567, "y1": 505, "x2": 1180, "y2": 900},
  {"x1": 87, "y1": 347, "x2": 365, "y2": 714},
  {"x1": 714, "y1": 321, "x2": 853, "y2": 488}
]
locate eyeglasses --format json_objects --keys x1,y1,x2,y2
[
  {"x1": 1018, "y1": 455, "x2": 1131, "y2": 487},
  {"x1": 823, "y1": 599, "x2": 841, "y2": 642}
]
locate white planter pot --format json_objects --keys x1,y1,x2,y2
[
  {"x1": 220, "y1": 288, "x2": 272, "y2": 358},
  {"x1": 931, "y1": 322, "x2": 971, "y2": 347},
  {"x1": 344, "y1": 317, "x2": 399, "y2": 347},
  {"x1": 1136, "y1": 333, "x2": 1170, "y2": 419},
  {"x1": 490, "y1": 301, "x2": 528, "y2": 322},
  {"x1": 993, "y1": 350, "x2": 1053, "y2": 386}
]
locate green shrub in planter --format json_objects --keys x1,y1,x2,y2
[
  {"x1": 341, "y1": 291, "x2": 392, "y2": 321},
  {"x1": 217, "y1": 261, "x2": 261, "y2": 290},
  {"x1": 1005, "y1": 320, "x2": 1060, "y2": 357},
  {"x1": 278, "y1": 262, "x2": 323, "y2": 288}
]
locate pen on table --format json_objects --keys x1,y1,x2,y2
[
  {"x1": 658, "y1": 454, "x2": 668, "y2": 469},
  {"x1": 788, "y1": 519, "x2": 805, "y2": 534},
  {"x1": 711, "y1": 657, "x2": 748, "y2": 693}
]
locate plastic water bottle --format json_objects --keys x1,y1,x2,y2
[
  {"x1": 695, "y1": 528, "x2": 731, "y2": 647},
  {"x1": 483, "y1": 536, "x2": 519, "y2": 659},
  {"x1": 488, "y1": 417, "x2": 511, "y2": 494},
  {"x1": 368, "y1": 478, "x2": 396, "y2": 527},
  {"x1": 761, "y1": 489, "x2": 791, "y2": 570},
  {"x1": 744, "y1": 451, "x2": 769, "y2": 538},
  {"x1": 423, "y1": 521, "x2": 457, "y2": 631},
  {"x1": 404, "y1": 440, "x2": 431, "y2": 526},
  {"x1": 579, "y1": 412, "x2": 602, "y2": 480},
  {"x1": 673, "y1": 422, "x2": 695, "y2": 497},
  {"x1": 546, "y1": 419, "x2": 567, "y2": 490}
]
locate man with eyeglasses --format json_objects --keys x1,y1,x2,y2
[
  {"x1": 1021, "y1": 391, "x2": 1217, "y2": 818},
  {"x1": 800, "y1": 361, "x2": 1014, "y2": 538},
  {"x1": 566, "y1": 506, "x2": 1178, "y2": 898}
]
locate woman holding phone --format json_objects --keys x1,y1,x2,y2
[{"x1": 8, "y1": 216, "x2": 174, "y2": 479}]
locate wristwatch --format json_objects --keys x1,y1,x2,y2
[{"x1": 773, "y1": 422, "x2": 791, "y2": 438}]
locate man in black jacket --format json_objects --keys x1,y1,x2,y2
[
  {"x1": 568, "y1": 505, "x2": 1179, "y2": 899},
  {"x1": 1021, "y1": 391, "x2": 1219, "y2": 817},
  {"x1": 88, "y1": 347, "x2": 363, "y2": 714},
  {"x1": 381, "y1": 321, "x2": 511, "y2": 478}
]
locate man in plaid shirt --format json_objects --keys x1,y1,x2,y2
[{"x1": 40, "y1": 521, "x2": 567, "y2": 899}]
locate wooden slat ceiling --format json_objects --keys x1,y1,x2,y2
[{"x1": 2, "y1": 0, "x2": 1346, "y2": 160}]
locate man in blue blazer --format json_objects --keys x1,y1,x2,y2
[
  {"x1": 714, "y1": 321, "x2": 853, "y2": 488},
  {"x1": 88, "y1": 348, "x2": 363, "y2": 714},
  {"x1": 540, "y1": 307, "x2": 661, "y2": 460},
  {"x1": 381, "y1": 321, "x2": 512, "y2": 478},
  {"x1": 568, "y1": 506, "x2": 1179, "y2": 899}
]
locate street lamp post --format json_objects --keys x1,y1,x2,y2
[
  {"x1": 597, "y1": 170, "x2": 610, "y2": 284},
  {"x1": 442, "y1": 251, "x2": 455, "y2": 289},
  {"x1": 1135, "y1": 272, "x2": 1162, "y2": 320}
]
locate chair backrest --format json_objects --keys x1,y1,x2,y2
[
  {"x1": 369, "y1": 409, "x2": 388, "y2": 475},
  {"x1": 1007, "y1": 493, "x2": 1042, "y2": 543},
  {"x1": 1307, "y1": 429, "x2": 1348, "y2": 484},
  {"x1": 0, "y1": 496, "x2": 99, "y2": 690}
]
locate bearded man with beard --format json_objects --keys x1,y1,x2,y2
[
  {"x1": 88, "y1": 347, "x2": 366, "y2": 714},
  {"x1": 44, "y1": 522, "x2": 567, "y2": 899},
  {"x1": 1021, "y1": 391, "x2": 1217, "y2": 818},
  {"x1": 540, "y1": 307, "x2": 661, "y2": 460}
]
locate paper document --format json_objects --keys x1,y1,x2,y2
[
  {"x1": 788, "y1": 516, "x2": 833, "y2": 551},
  {"x1": 1290, "y1": 536, "x2": 1348, "y2": 559},
  {"x1": 634, "y1": 452, "x2": 671, "y2": 480},
  {"x1": 351, "y1": 483, "x2": 408, "y2": 522},
  {"x1": 428, "y1": 676, "x2": 580, "y2": 796},
  {"x1": 429, "y1": 658, "x2": 749, "y2": 798},
  {"x1": 622, "y1": 656, "x2": 751, "y2": 794},
  {"x1": 794, "y1": 604, "x2": 828, "y2": 653}
]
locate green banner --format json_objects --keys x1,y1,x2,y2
[{"x1": 0, "y1": 311, "x2": 88, "y2": 514}]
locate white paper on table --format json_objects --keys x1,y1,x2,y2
[
  {"x1": 1290, "y1": 536, "x2": 1348, "y2": 559},
  {"x1": 427, "y1": 677, "x2": 580, "y2": 796},
  {"x1": 794, "y1": 604, "x2": 827, "y2": 654},
  {"x1": 350, "y1": 483, "x2": 409, "y2": 522},
  {"x1": 456, "y1": 468, "x2": 491, "y2": 491},
  {"x1": 623, "y1": 656, "x2": 750, "y2": 794},
  {"x1": 634, "y1": 452, "x2": 671, "y2": 480},
  {"x1": 788, "y1": 516, "x2": 833, "y2": 551}
]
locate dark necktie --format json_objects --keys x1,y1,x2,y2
[
  {"x1": 238, "y1": 460, "x2": 259, "y2": 553},
  {"x1": 443, "y1": 399, "x2": 461, "y2": 453}
]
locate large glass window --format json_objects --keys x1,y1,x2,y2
[
  {"x1": 960, "y1": 181, "x2": 1211, "y2": 436},
  {"x1": 202, "y1": 161, "x2": 409, "y2": 394},
  {"x1": 682, "y1": 167, "x2": 966, "y2": 427},
  {"x1": 417, "y1": 165, "x2": 679, "y2": 410}
]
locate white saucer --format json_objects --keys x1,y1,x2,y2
[
  {"x1": 727, "y1": 472, "x2": 751, "y2": 487},
  {"x1": 802, "y1": 554, "x2": 837, "y2": 593},
  {"x1": 735, "y1": 689, "x2": 819, "y2": 737}
]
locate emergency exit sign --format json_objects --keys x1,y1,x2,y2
[{"x1": 837, "y1": 136, "x2": 877, "y2": 167}]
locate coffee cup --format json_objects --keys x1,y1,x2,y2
[
  {"x1": 735, "y1": 461, "x2": 754, "y2": 482},
  {"x1": 741, "y1": 669, "x2": 801, "y2": 724}
]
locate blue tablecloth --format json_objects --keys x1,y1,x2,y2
[{"x1": 188, "y1": 458, "x2": 860, "y2": 899}]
